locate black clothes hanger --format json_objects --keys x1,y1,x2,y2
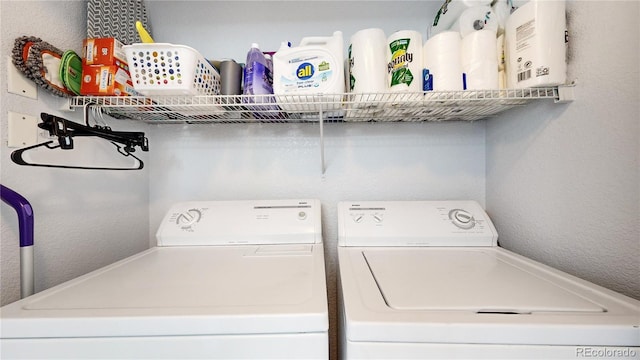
[{"x1": 11, "y1": 112, "x2": 149, "y2": 170}]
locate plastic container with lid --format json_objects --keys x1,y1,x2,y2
[{"x1": 273, "y1": 31, "x2": 345, "y2": 113}]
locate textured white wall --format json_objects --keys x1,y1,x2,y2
[
  {"x1": 486, "y1": 1, "x2": 640, "y2": 300},
  {"x1": 0, "y1": 1, "x2": 150, "y2": 306}
]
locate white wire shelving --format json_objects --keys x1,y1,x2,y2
[
  {"x1": 67, "y1": 87, "x2": 568, "y2": 124},
  {"x1": 67, "y1": 87, "x2": 573, "y2": 173}
]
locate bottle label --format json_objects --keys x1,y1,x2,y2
[
  {"x1": 388, "y1": 38, "x2": 415, "y2": 87},
  {"x1": 277, "y1": 54, "x2": 335, "y2": 93},
  {"x1": 244, "y1": 61, "x2": 273, "y2": 96}
]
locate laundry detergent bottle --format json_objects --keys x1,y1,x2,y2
[{"x1": 273, "y1": 31, "x2": 345, "y2": 113}]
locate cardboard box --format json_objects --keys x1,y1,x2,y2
[
  {"x1": 80, "y1": 65, "x2": 137, "y2": 96},
  {"x1": 83, "y1": 38, "x2": 128, "y2": 69}
]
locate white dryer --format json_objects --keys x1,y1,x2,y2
[
  {"x1": 337, "y1": 200, "x2": 640, "y2": 359},
  {"x1": 1, "y1": 199, "x2": 328, "y2": 359}
]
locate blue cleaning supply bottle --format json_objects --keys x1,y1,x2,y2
[{"x1": 242, "y1": 43, "x2": 278, "y2": 118}]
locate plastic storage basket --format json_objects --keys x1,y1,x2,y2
[{"x1": 124, "y1": 43, "x2": 221, "y2": 96}]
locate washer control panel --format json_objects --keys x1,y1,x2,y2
[
  {"x1": 156, "y1": 199, "x2": 321, "y2": 246},
  {"x1": 338, "y1": 201, "x2": 498, "y2": 247}
]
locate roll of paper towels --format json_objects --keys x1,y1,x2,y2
[
  {"x1": 429, "y1": 0, "x2": 492, "y2": 37},
  {"x1": 505, "y1": 0, "x2": 567, "y2": 88},
  {"x1": 461, "y1": 29, "x2": 499, "y2": 90},
  {"x1": 348, "y1": 28, "x2": 388, "y2": 106},
  {"x1": 451, "y1": 5, "x2": 499, "y2": 38},
  {"x1": 387, "y1": 30, "x2": 423, "y2": 94},
  {"x1": 423, "y1": 31, "x2": 464, "y2": 91}
]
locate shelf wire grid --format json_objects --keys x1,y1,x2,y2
[{"x1": 68, "y1": 88, "x2": 558, "y2": 124}]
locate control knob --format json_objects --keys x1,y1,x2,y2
[
  {"x1": 176, "y1": 209, "x2": 202, "y2": 227},
  {"x1": 449, "y1": 208, "x2": 475, "y2": 229}
]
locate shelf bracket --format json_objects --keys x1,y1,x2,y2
[
  {"x1": 554, "y1": 83, "x2": 576, "y2": 103},
  {"x1": 60, "y1": 98, "x2": 75, "y2": 112}
]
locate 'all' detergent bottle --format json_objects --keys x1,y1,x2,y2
[{"x1": 273, "y1": 31, "x2": 344, "y2": 114}]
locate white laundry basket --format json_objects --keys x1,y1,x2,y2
[{"x1": 124, "y1": 43, "x2": 221, "y2": 96}]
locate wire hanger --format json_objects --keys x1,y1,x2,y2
[{"x1": 11, "y1": 109, "x2": 149, "y2": 170}]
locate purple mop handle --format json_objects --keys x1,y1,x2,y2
[
  {"x1": 1, "y1": 185, "x2": 34, "y2": 247},
  {"x1": 1, "y1": 184, "x2": 35, "y2": 298}
]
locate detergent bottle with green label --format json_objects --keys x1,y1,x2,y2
[{"x1": 273, "y1": 31, "x2": 345, "y2": 113}]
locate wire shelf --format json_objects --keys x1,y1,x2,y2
[{"x1": 68, "y1": 87, "x2": 560, "y2": 124}]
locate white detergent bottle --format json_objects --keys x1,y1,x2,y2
[{"x1": 273, "y1": 31, "x2": 345, "y2": 113}]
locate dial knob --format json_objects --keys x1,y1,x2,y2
[
  {"x1": 372, "y1": 214, "x2": 383, "y2": 223},
  {"x1": 353, "y1": 214, "x2": 364, "y2": 223},
  {"x1": 176, "y1": 209, "x2": 202, "y2": 227},
  {"x1": 449, "y1": 209, "x2": 475, "y2": 229}
]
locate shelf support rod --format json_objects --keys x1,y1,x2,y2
[{"x1": 319, "y1": 108, "x2": 325, "y2": 174}]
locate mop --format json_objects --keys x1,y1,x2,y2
[
  {"x1": 11, "y1": 36, "x2": 41, "y2": 81},
  {"x1": 12, "y1": 36, "x2": 73, "y2": 97}
]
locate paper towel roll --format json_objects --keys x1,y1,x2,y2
[
  {"x1": 387, "y1": 30, "x2": 423, "y2": 95},
  {"x1": 451, "y1": 5, "x2": 499, "y2": 38},
  {"x1": 461, "y1": 30, "x2": 499, "y2": 90},
  {"x1": 349, "y1": 28, "x2": 388, "y2": 106},
  {"x1": 429, "y1": 0, "x2": 493, "y2": 37},
  {"x1": 462, "y1": 29, "x2": 498, "y2": 64},
  {"x1": 423, "y1": 31, "x2": 464, "y2": 91}
]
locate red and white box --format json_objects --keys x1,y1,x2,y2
[
  {"x1": 83, "y1": 38, "x2": 128, "y2": 70},
  {"x1": 80, "y1": 65, "x2": 137, "y2": 96}
]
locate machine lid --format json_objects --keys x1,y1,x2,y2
[
  {"x1": 339, "y1": 246, "x2": 640, "y2": 346},
  {"x1": 2, "y1": 245, "x2": 328, "y2": 339},
  {"x1": 364, "y1": 248, "x2": 605, "y2": 313}
]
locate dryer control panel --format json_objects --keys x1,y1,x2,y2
[
  {"x1": 338, "y1": 201, "x2": 498, "y2": 247},
  {"x1": 156, "y1": 199, "x2": 322, "y2": 246}
]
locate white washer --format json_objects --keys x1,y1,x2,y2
[
  {"x1": 1, "y1": 199, "x2": 328, "y2": 359},
  {"x1": 337, "y1": 201, "x2": 640, "y2": 359}
]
